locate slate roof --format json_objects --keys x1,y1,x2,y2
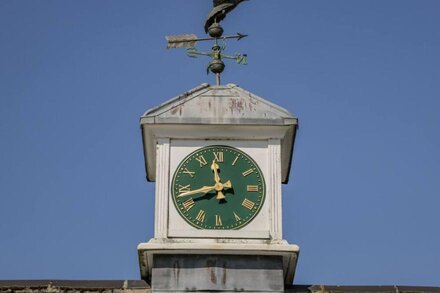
[
  {"x1": 1, "y1": 281, "x2": 439, "y2": 293},
  {"x1": 0, "y1": 280, "x2": 149, "y2": 292}
]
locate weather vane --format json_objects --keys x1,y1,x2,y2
[{"x1": 166, "y1": 0, "x2": 249, "y2": 86}]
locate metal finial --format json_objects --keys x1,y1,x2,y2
[
  {"x1": 165, "y1": 1, "x2": 249, "y2": 85},
  {"x1": 208, "y1": 22, "x2": 224, "y2": 38}
]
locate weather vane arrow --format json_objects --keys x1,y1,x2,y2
[
  {"x1": 166, "y1": 33, "x2": 248, "y2": 49},
  {"x1": 165, "y1": 0, "x2": 249, "y2": 86}
]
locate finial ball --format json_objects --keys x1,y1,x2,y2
[
  {"x1": 209, "y1": 59, "x2": 225, "y2": 74},
  {"x1": 208, "y1": 23, "x2": 224, "y2": 38}
]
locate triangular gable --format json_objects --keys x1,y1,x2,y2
[{"x1": 142, "y1": 84, "x2": 297, "y2": 125}]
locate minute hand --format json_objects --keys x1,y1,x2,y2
[{"x1": 177, "y1": 185, "x2": 216, "y2": 198}]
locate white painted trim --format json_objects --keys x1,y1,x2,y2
[
  {"x1": 168, "y1": 229, "x2": 270, "y2": 239},
  {"x1": 269, "y1": 140, "x2": 283, "y2": 240},
  {"x1": 154, "y1": 138, "x2": 170, "y2": 239}
]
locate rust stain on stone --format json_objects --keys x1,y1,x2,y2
[
  {"x1": 173, "y1": 260, "x2": 180, "y2": 285},
  {"x1": 207, "y1": 260, "x2": 217, "y2": 284},
  {"x1": 222, "y1": 263, "x2": 227, "y2": 285},
  {"x1": 210, "y1": 267, "x2": 217, "y2": 284},
  {"x1": 229, "y1": 98, "x2": 245, "y2": 114},
  {"x1": 195, "y1": 99, "x2": 212, "y2": 113},
  {"x1": 248, "y1": 97, "x2": 259, "y2": 112}
]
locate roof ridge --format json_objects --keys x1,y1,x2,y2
[{"x1": 143, "y1": 83, "x2": 210, "y2": 116}]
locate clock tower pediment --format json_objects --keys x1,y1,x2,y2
[{"x1": 142, "y1": 83, "x2": 296, "y2": 125}]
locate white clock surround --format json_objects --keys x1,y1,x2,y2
[{"x1": 160, "y1": 138, "x2": 282, "y2": 240}]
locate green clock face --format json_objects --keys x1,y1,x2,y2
[{"x1": 171, "y1": 145, "x2": 266, "y2": 230}]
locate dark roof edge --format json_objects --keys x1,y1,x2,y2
[
  {"x1": 143, "y1": 83, "x2": 210, "y2": 117},
  {"x1": 0, "y1": 282, "x2": 438, "y2": 292},
  {"x1": 0, "y1": 280, "x2": 150, "y2": 289}
]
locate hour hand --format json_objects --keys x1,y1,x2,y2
[
  {"x1": 222, "y1": 180, "x2": 232, "y2": 189},
  {"x1": 215, "y1": 180, "x2": 232, "y2": 200},
  {"x1": 211, "y1": 160, "x2": 221, "y2": 184},
  {"x1": 177, "y1": 185, "x2": 216, "y2": 198}
]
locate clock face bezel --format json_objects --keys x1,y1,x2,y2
[{"x1": 171, "y1": 145, "x2": 266, "y2": 230}]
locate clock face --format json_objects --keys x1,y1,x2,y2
[{"x1": 171, "y1": 145, "x2": 266, "y2": 230}]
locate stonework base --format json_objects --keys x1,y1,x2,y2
[
  {"x1": 152, "y1": 254, "x2": 284, "y2": 292},
  {"x1": 138, "y1": 239, "x2": 299, "y2": 292}
]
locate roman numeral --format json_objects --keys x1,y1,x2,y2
[
  {"x1": 233, "y1": 212, "x2": 241, "y2": 222},
  {"x1": 213, "y1": 152, "x2": 224, "y2": 162},
  {"x1": 232, "y1": 156, "x2": 239, "y2": 166},
  {"x1": 182, "y1": 198, "x2": 195, "y2": 211},
  {"x1": 178, "y1": 184, "x2": 191, "y2": 193},
  {"x1": 182, "y1": 168, "x2": 195, "y2": 177},
  {"x1": 242, "y1": 198, "x2": 255, "y2": 210},
  {"x1": 247, "y1": 185, "x2": 259, "y2": 192},
  {"x1": 195, "y1": 210, "x2": 206, "y2": 222},
  {"x1": 215, "y1": 215, "x2": 223, "y2": 226},
  {"x1": 242, "y1": 168, "x2": 254, "y2": 177},
  {"x1": 195, "y1": 155, "x2": 207, "y2": 167}
]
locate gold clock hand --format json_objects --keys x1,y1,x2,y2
[
  {"x1": 222, "y1": 180, "x2": 232, "y2": 189},
  {"x1": 215, "y1": 180, "x2": 232, "y2": 200},
  {"x1": 217, "y1": 190, "x2": 225, "y2": 200},
  {"x1": 211, "y1": 160, "x2": 227, "y2": 199},
  {"x1": 177, "y1": 185, "x2": 216, "y2": 197},
  {"x1": 211, "y1": 160, "x2": 221, "y2": 184}
]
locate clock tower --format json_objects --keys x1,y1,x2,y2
[{"x1": 137, "y1": 83, "x2": 300, "y2": 292}]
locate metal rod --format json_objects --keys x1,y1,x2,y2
[
  {"x1": 198, "y1": 34, "x2": 247, "y2": 42},
  {"x1": 167, "y1": 34, "x2": 247, "y2": 45},
  {"x1": 216, "y1": 73, "x2": 221, "y2": 86}
]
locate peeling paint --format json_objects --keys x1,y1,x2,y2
[{"x1": 229, "y1": 98, "x2": 245, "y2": 114}]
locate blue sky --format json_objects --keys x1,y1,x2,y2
[{"x1": 1, "y1": 0, "x2": 439, "y2": 286}]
